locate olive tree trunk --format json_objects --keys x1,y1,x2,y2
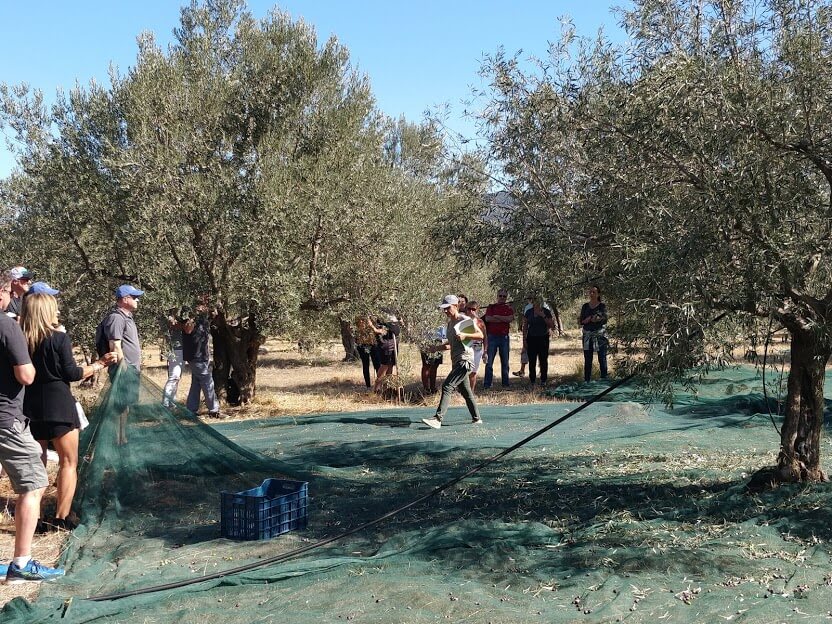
[
  {"x1": 776, "y1": 328, "x2": 830, "y2": 483},
  {"x1": 340, "y1": 318, "x2": 357, "y2": 361},
  {"x1": 211, "y1": 307, "x2": 265, "y2": 406}
]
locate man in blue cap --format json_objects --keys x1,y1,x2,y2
[
  {"x1": 95, "y1": 285, "x2": 144, "y2": 444},
  {"x1": 96, "y1": 284, "x2": 144, "y2": 371}
]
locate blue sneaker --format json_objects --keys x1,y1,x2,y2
[
  {"x1": 0, "y1": 563, "x2": 7, "y2": 579},
  {"x1": 4, "y1": 560, "x2": 65, "y2": 584}
]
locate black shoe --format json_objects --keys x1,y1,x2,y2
[{"x1": 56, "y1": 517, "x2": 78, "y2": 531}]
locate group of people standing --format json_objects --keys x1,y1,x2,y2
[
  {"x1": 435, "y1": 285, "x2": 610, "y2": 390},
  {"x1": 0, "y1": 266, "x2": 222, "y2": 584},
  {"x1": 0, "y1": 267, "x2": 121, "y2": 583},
  {"x1": 356, "y1": 285, "x2": 610, "y2": 421},
  {"x1": 420, "y1": 286, "x2": 609, "y2": 428}
]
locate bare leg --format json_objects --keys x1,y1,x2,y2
[
  {"x1": 52, "y1": 429, "x2": 79, "y2": 519},
  {"x1": 14, "y1": 488, "x2": 44, "y2": 558},
  {"x1": 373, "y1": 364, "x2": 391, "y2": 393}
]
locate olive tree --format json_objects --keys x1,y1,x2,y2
[
  {"x1": 471, "y1": 0, "x2": 832, "y2": 483},
  {"x1": 0, "y1": 0, "x2": 458, "y2": 403}
]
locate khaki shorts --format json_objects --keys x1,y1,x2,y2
[{"x1": 0, "y1": 418, "x2": 49, "y2": 493}]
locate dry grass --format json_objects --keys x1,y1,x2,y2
[
  {"x1": 135, "y1": 332, "x2": 592, "y2": 419},
  {"x1": 0, "y1": 330, "x2": 602, "y2": 605},
  {"x1": 0, "y1": 462, "x2": 67, "y2": 606}
]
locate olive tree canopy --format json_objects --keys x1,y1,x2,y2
[
  {"x1": 464, "y1": 0, "x2": 832, "y2": 483},
  {"x1": 0, "y1": 0, "x2": 462, "y2": 402}
]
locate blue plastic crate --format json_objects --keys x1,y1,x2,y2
[{"x1": 220, "y1": 479, "x2": 308, "y2": 540}]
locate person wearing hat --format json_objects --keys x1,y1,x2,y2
[
  {"x1": 6, "y1": 266, "x2": 33, "y2": 320},
  {"x1": 95, "y1": 285, "x2": 144, "y2": 372},
  {"x1": 95, "y1": 285, "x2": 144, "y2": 444},
  {"x1": 0, "y1": 270, "x2": 65, "y2": 582},
  {"x1": 27, "y1": 282, "x2": 60, "y2": 296},
  {"x1": 421, "y1": 295, "x2": 484, "y2": 429},
  {"x1": 19, "y1": 290, "x2": 117, "y2": 531}
]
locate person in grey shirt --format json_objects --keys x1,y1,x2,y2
[
  {"x1": 95, "y1": 284, "x2": 143, "y2": 444},
  {"x1": 421, "y1": 295, "x2": 483, "y2": 429},
  {"x1": 96, "y1": 284, "x2": 143, "y2": 371}
]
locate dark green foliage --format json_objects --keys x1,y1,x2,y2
[{"x1": 0, "y1": 0, "x2": 466, "y2": 394}]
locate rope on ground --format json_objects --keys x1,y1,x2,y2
[{"x1": 83, "y1": 311, "x2": 728, "y2": 603}]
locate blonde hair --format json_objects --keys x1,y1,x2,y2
[{"x1": 19, "y1": 293, "x2": 60, "y2": 354}]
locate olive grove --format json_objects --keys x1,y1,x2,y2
[
  {"x1": 0, "y1": 0, "x2": 468, "y2": 402},
  {"x1": 448, "y1": 0, "x2": 832, "y2": 483}
]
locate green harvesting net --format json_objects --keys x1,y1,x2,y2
[{"x1": 3, "y1": 365, "x2": 832, "y2": 622}]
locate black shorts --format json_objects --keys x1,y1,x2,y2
[
  {"x1": 29, "y1": 419, "x2": 79, "y2": 442},
  {"x1": 379, "y1": 350, "x2": 397, "y2": 366}
]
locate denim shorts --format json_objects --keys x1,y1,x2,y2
[{"x1": 0, "y1": 418, "x2": 49, "y2": 493}]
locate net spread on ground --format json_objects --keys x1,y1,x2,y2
[{"x1": 3, "y1": 365, "x2": 832, "y2": 622}]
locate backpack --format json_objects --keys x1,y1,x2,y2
[{"x1": 95, "y1": 311, "x2": 115, "y2": 358}]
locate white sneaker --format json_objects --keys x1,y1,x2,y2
[
  {"x1": 421, "y1": 417, "x2": 442, "y2": 429},
  {"x1": 471, "y1": 419, "x2": 484, "y2": 425}
]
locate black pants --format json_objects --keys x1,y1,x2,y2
[
  {"x1": 526, "y1": 335, "x2": 550, "y2": 384},
  {"x1": 358, "y1": 345, "x2": 381, "y2": 387},
  {"x1": 583, "y1": 344, "x2": 608, "y2": 381}
]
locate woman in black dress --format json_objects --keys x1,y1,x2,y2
[{"x1": 20, "y1": 291, "x2": 116, "y2": 529}]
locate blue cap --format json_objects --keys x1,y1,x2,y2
[
  {"x1": 115, "y1": 284, "x2": 144, "y2": 299},
  {"x1": 29, "y1": 281, "x2": 60, "y2": 296}
]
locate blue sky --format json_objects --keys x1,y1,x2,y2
[{"x1": 0, "y1": 1, "x2": 624, "y2": 178}]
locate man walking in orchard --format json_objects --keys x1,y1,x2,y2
[{"x1": 421, "y1": 295, "x2": 483, "y2": 429}]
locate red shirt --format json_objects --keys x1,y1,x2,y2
[{"x1": 484, "y1": 302, "x2": 514, "y2": 336}]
